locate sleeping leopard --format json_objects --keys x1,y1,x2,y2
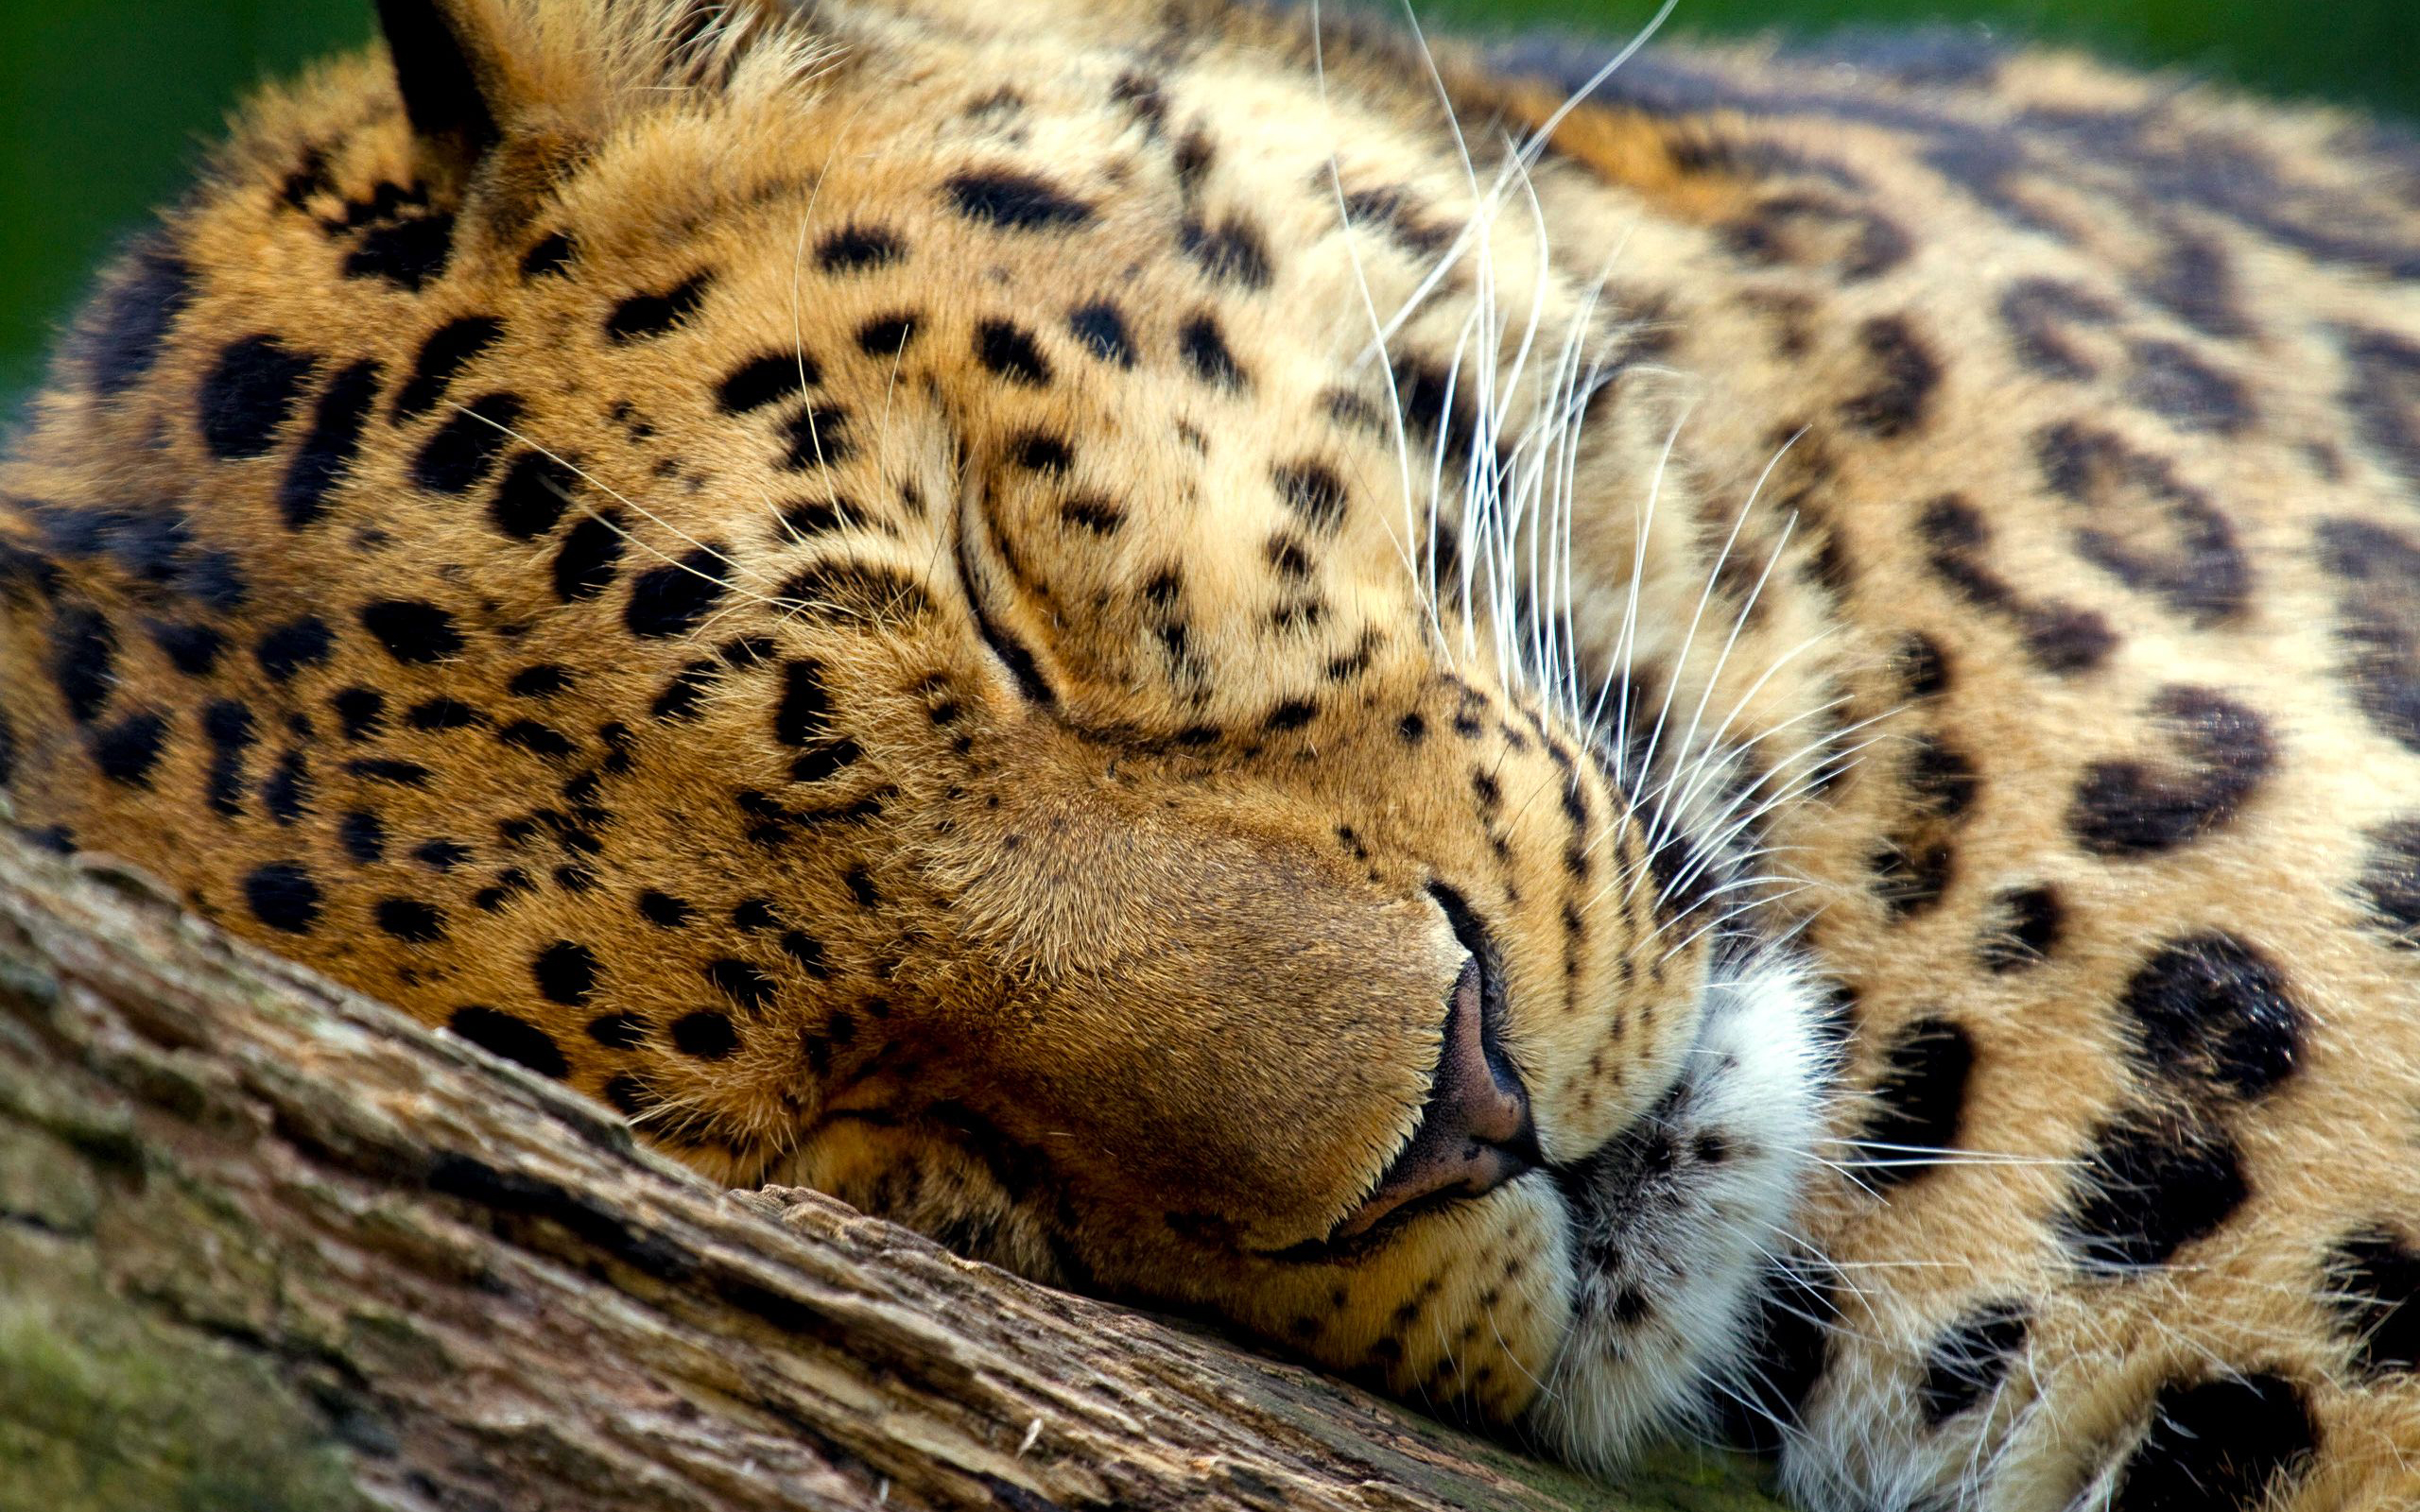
[{"x1": 4, "y1": 0, "x2": 2418, "y2": 1505}]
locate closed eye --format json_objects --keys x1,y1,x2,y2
[{"x1": 953, "y1": 482, "x2": 1057, "y2": 707}]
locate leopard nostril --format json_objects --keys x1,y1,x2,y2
[{"x1": 1331, "y1": 957, "x2": 1540, "y2": 1240}]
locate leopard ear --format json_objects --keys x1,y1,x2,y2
[
  {"x1": 375, "y1": 0, "x2": 510, "y2": 170},
  {"x1": 375, "y1": 0, "x2": 803, "y2": 174}
]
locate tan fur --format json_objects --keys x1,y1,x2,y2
[{"x1": 5, "y1": 2, "x2": 2419, "y2": 1504}]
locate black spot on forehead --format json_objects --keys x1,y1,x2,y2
[
  {"x1": 395, "y1": 316, "x2": 504, "y2": 420},
  {"x1": 717, "y1": 352, "x2": 817, "y2": 414},
  {"x1": 1068, "y1": 302, "x2": 1135, "y2": 366},
  {"x1": 623, "y1": 546, "x2": 731, "y2": 639},
  {"x1": 1263, "y1": 698, "x2": 1318, "y2": 732},
  {"x1": 1917, "y1": 1302, "x2": 2028, "y2": 1426},
  {"x1": 816, "y1": 224, "x2": 905, "y2": 273},
  {"x1": 359, "y1": 599, "x2": 463, "y2": 664},
  {"x1": 331, "y1": 687, "x2": 385, "y2": 742},
  {"x1": 552, "y1": 510, "x2": 626, "y2": 602},
  {"x1": 2327, "y1": 1228, "x2": 2420, "y2": 1377},
  {"x1": 280, "y1": 358, "x2": 382, "y2": 529},
  {"x1": 447, "y1": 1005, "x2": 570, "y2": 1079},
  {"x1": 976, "y1": 319, "x2": 1051, "y2": 386},
  {"x1": 2121, "y1": 933, "x2": 2303, "y2": 1102},
  {"x1": 199, "y1": 335, "x2": 315, "y2": 459},
  {"x1": 1856, "y1": 1016, "x2": 1973, "y2": 1187},
  {"x1": 244, "y1": 860, "x2": 322, "y2": 934},
  {"x1": 412, "y1": 392, "x2": 523, "y2": 495},
  {"x1": 1011, "y1": 432, "x2": 1072, "y2": 473},
  {"x1": 600, "y1": 1074, "x2": 653, "y2": 1117},
  {"x1": 84, "y1": 239, "x2": 191, "y2": 398},
  {"x1": 2061, "y1": 1111, "x2": 2247, "y2": 1270},
  {"x1": 2070, "y1": 686, "x2": 2273, "y2": 856},
  {"x1": 605, "y1": 274, "x2": 711, "y2": 342},
  {"x1": 345, "y1": 213, "x2": 458, "y2": 292},
  {"x1": 2110, "y1": 1373, "x2": 2316, "y2": 1512},
  {"x1": 946, "y1": 170, "x2": 1096, "y2": 230}
]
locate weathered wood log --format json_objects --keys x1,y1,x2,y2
[{"x1": 0, "y1": 819, "x2": 1789, "y2": 1512}]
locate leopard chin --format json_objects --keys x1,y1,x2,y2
[{"x1": 1527, "y1": 919, "x2": 1835, "y2": 1468}]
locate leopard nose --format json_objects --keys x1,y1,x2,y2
[{"x1": 1332, "y1": 957, "x2": 1540, "y2": 1240}]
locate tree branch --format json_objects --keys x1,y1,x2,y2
[{"x1": 0, "y1": 823, "x2": 1786, "y2": 1512}]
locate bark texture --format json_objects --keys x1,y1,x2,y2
[{"x1": 0, "y1": 822, "x2": 1788, "y2": 1512}]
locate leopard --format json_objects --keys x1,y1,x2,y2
[{"x1": 5, "y1": 0, "x2": 2419, "y2": 1505}]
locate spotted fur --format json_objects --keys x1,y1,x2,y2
[{"x1": 5, "y1": 3, "x2": 2419, "y2": 1507}]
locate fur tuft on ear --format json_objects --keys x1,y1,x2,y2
[
  {"x1": 375, "y1": 0, "x2": 507, "y2": 168},
  {"x1": 373, "y1": 0, "x2": 809, "y2": 179}
]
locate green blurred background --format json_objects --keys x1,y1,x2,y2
[{"x1": 1, "y1": 1, "x2": 2412, "y2": 408}]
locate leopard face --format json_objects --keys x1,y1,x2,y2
[
  {"x1": 0, "y1": 0, "x2": 1831, "y2": 1452},
  {"x1": 10, "y1": 2, "x2": 2420, "y2": 1508}
]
